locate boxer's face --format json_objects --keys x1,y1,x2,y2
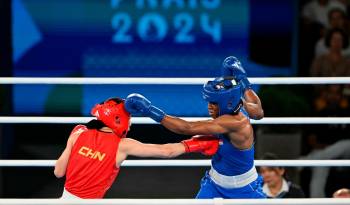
[{"x1": 208, "y1": 103, "x2": 219, "y2": 118}]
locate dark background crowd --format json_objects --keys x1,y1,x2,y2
[{"x1": 0, "y1": 0, "x2": 350, "y2": 199}]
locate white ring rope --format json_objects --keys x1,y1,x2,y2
[
  {"x1": 1, "y1": 117, "x2": 350, "y2": 124},
  {"x1": 0, "y1": 198, "x2": 348, "y2": 205},
  {"x1": 1, "y1": 79, "x2": 349, "y2": 170},
  {"x1": 1, "y1": 160, "x2": 350, "y2": 167},
  {"x1": 0, "y1": 77, "x2": 350, "y2": 84},
  {"x1": 2, "y1": 77, "x2": 348, "y2": 202}
]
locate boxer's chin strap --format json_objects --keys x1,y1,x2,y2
[{"x1": 231, "y1": 100, "x2": 243, "y2": 115}]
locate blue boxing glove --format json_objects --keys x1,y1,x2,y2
[
  {"x1": 222, "y1": 56, "x2": 251, "y2": 91},
  {"x1": 125, "y1": 93, "x2": 166, "y2": 123}
]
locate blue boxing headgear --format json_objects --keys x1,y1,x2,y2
[{"x1": 202, "y1": 77, "x2": 242, "y2": 116}]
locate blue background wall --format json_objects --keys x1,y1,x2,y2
[{"x1": 12, "y1": 0, "x2": 296, "y2": 116}]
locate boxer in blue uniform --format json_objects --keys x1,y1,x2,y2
[{"x1": 125, "y1": 56, "x2": 266, "y2": 199}]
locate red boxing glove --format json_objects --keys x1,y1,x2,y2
[{"x1": 181, "y1": 135, "x2": 219, "y2": 156}]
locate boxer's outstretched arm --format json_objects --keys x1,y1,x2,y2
[
  {"x1": 117, "y1": 136, "x2": 219, "y2": 167},
  {"x1": 119, "y1": 138, "x2": 185, "y2": 158},
  {"x1": 160, "y1": 116, "x2": 230, "y2": 136}
]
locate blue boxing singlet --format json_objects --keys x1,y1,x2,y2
[
  {"x1": 211, "y1": 134, "x2": 255, "y2": 176},
  {"x1": 212, "y1": 107, "x2": 254, "y2": 175},
  {"x1": 195, "y1": 108, "x2": 266, "y2": 199}
]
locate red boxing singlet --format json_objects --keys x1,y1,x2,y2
[{"x1": 64, "y1": 125, "x2": 120, "y2": 198}]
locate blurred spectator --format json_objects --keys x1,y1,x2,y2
[
  {"x1": 302, "y1": 75, "x2": 350, "y2": 197},
  {"x1": 299, "y1": 0, "x2": 347, "y2": 76},
  {"x1": 306, "y1": 84, "x2": 349, "y2": 156},
  {"x1": 301, "y1": 5, "x2": 350, "y2": 196},
  {"x1": 303, "y1": 138, "x2": 350, "y2": 197},
  {"x1": 302, "y1": 0, "x2": 346, "y2": 28},
  {"x1": 315, "y1": 8, "x2": 350, "y2": 57},
  {"x1": 328, "y1": 7, "x2": 349, "y2": 31},
  {"x1": 310, "y1": 28, "x2": 350, "y2": 116},
  {"x1": 313, "y1": 84, "x2": 349, "y2": 114},
  {"x1": 310, "y1": 28, "x2": 350, "y2": 123},
  {"x1": 259, "y1": 153, "x2": 305, "y2": 198},
  {"x1": 310, "y1": 27, "x2": 350, "y2": 117},
  {"x1": 317, "y1": 85, "x2": 347, "y2": 116},
  {"x1": 333, "y1": 188, "x2": 350, "y2": 198},
  {"x1": 311, "y1": 28, "x2": 350, "y2": 77}
]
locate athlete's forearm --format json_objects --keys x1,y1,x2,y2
[
  {"x1": 159, "y1": 143, "x2": 186, "y2": 158},
  {"x1": 243, "y1": 89, "x2": 264, "y2": 120},
  {"x1": 161, "y1": 115, "x2": 195, "y2": 135}
]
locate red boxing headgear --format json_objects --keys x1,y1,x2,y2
[{"x1": 91, "y1": 98, "x2": 131, "y2": 138}]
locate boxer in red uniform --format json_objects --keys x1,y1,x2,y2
[{"x1": 54, "y1": 97, "x2": 219, "y2": 199}]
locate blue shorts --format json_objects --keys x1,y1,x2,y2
[{"x1": 195, "y1": 171, "x2": 266, "y2": 199}]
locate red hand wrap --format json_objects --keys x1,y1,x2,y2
[{"x1": 181, "y1": 135, "x2": 219, "y2": 156}]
